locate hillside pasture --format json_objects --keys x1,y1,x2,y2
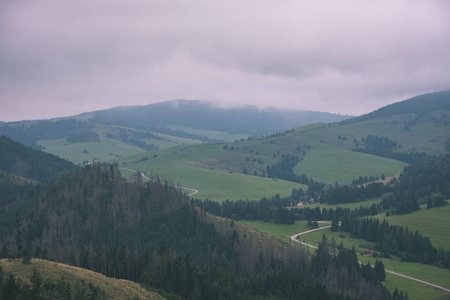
[
  {"x1": 121, "y1": 147, "x2": 306, "y2": 202},
  {"x1": 293, "y1": 140, "x2": 406, "y2": 185}
]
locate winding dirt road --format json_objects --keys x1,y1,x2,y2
[
  {"x1": 119, "y1": 167, "x2": 199, "y2": 197},
  {"x1": 290, "y1": 226, "x2": 450, "y2": 294}
]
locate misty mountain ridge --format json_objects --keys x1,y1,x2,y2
[
  {"x1": 0, "y1": 91, "x2": 448, "y2": 166},
  {"x1": 92, "y1": 99, "x2": 350, "y2": 134},
  {"x1": 341, "y1": 90, "x2": 450, "y2": 125}
]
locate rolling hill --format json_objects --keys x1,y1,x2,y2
[
  {"x1": 117, "y1": 91, "x2": 449, "y2": 201},
  {"x1": 0, "y1": 258, "x2": 165, "y2": 300},
  {"x1": 0, "y1": 100, "x2": 348, "y2": 165}
]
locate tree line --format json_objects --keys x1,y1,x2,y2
[
  {"x1": 340, "y1": 215, "x2": 450, "y2": 268},
  {"x1": 0, "y1": 119, "x2": 98, "y2": 149},
  {"x1": 353, "y1": 135, "x2": 427, "y2": 163}
]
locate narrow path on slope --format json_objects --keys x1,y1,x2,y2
[
  {"x1": 119, "y1": 167, "x2": 199, "y2": 197},
  {"x1": 290, "y1": 226, "x2": 450, "y2": 294}
]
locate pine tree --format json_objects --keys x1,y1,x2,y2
[
  {"x1": 30, "y1": 266, "x2": 43, "y2": 300},
  {"x1": 331, "y1": 214, "x2": 339, "y2": 231}
]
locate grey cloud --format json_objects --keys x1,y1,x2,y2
[{"x1": 0, "y1": 0, "x2": 449, "y2": 121}]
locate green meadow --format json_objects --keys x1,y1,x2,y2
[
  {"x1": 39, "y1": 124, "x2": 205, "y2": 165},
  {"x1": 118, "y1": 124, "x2": 407, "y2": 201},
  {"x1": 120, "y1": 145, "x2": 306, "y2": 202},
  {"x1": 39, "y1": 137, "x2": 145, "y2": 165},
  {"x1": 292, "y1": 113, "x2": 450, "y2": 156},
  {"x1": 305, "y1": 196, "x2": 385, "y2": 210},
  {"x1": 293, "y1": 139, "x2": 406, "y2": 185}
]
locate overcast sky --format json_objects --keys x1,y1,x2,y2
[{"x1": 1, "y1": 0, "x2": 449, "y2": 122}]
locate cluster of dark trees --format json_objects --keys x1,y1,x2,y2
[
  {"x1": 312, "y1": 235, "x2": 387, "y2": 283},
  {"x1": 351, "y1": 175, "x2": 379, "y2": 185},
  {"x1": 0, "y1": 119, "x2": 98, "y2": 149},
  {"x1": 151, "y1": 125, "x2": 224, "y2": 142},
  {"x1": 104, "y1": 127, "x2": 160, "y2": 151},
  {"x1": 194, "y1": 193, "x2": 381, "y2": 225},
  {"x1": 0, "y1": 264, "x2": 106, "y2": 300},
  {"x1": 320, "y1": 182, "x2": 388, "y2": 204},
  {"x1": 340, "y1": 215, "x2": 450, "y2": 267},
  {"x1": 381, "y1": 154, "x2": 450, "y2": 214},
  {"x1": 0, "y1": 162, "x2": 394, "y2": 299},
  {"x1": 307, "y1": 236, "x2": 406, "y2": 300},
  {"x1": 353, "y1": 135, "x2": 427, "y2": 164},
  {"x1": 0, "y1": 136, "x2": 78, "y2": 183},
  {"x1": 316, "y1": 154, "x2": 450, "y2": 214},
  {"x1": 266, "y1": 154, "x2": 309, "y2": 184},
  {"x1": 65, "y1": 129, "x2": 99, "y2": 144}
]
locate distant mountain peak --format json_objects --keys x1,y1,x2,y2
[{"x1": 342, "y1": 90, "x2": 450, "y2": 124}]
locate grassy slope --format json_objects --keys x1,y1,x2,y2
[
  {"x1": 119, "y1": 119, "x2": 412, "y2": 200},
  {"x1": 242, "y1": 221, "x2": 450, "y2": 300},
  {"x1": 306, "y1": 196, "x2": 384, "y2": 210},
  {"x1": 120, "y1": 144, "x2": 305, "y2": 202},
  {"x1": 0, "y1": 258, "x2": 164, "y2": 300},
  {"x1": 39, "y1": 124, "x2": 203, "y2": 165},
  {"x1": 42, "y1": 111, "x2": 449, "y2": 199},
  {"x1": 297, "y1": 112, "x2": 450, "y2": 155},
  {"x1": 293, "y1": 139, "x2": 406, "y2": 184}
]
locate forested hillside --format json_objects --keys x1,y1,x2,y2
[
  {"x1": 341, "y1": 90, "x2": 450, "y2": 125},
  {"x1": 0, "y1": 135, "x2": 78, "y2": 183},
  {"x1": 0, "y1": 163, "x2": 393, "y2": 299},
  {"x1": 92, "y1": 100, "x2": 348, "y2": 135},
  {"x1": 0, "y1": 119, "x2": 99, "y2": 149}
]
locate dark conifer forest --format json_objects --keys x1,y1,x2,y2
[
  {"x1": 0, "y1": 135, "x2": 78, "y2": 183},
  {"x1": 0, "y1": 160, "x2": 395, "y2": 299}
]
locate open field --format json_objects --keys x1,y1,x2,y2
[
  {"x1": 292, "y1": 112, "x2": 450, "y2": 156},
  {"x1": 40, "y1": 137, "x2": 145, "y2": 165},
  {"x1": 305, "y1": 196, "x2": 385, "y2": 210},
  {"x1": 39, "y1": 124, "x2": 204, "y2": 165},
  {"x1": 0, "y1": 258, "x2": 164, "y2": 300},
  {"x1": 124, "y1": 160, "x2": 304, "y2": 202},
  {"x1": 375, "y1": 204, "x2": 450, "y2": 251},
  {"x1": 383, "y1": 271, "x2": 449, "y2": 300},
  {"x1": 118, "y1": 126, "x2": 407, "y2": 201},
  {"x1": 242, "y1": 220, "x2": 450, "y2": 300},
  {"x1": 293, "y1": 139, "x2": 406, "y2": 185},
  {"x1": 119, "y1": 144, "x2": 306, "y2": 202}
]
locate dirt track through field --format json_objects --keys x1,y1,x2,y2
[
  {"x1": 290, "y1": 226, "x2": 450, "y2": 294},
  {"x1": 119, "y1": 167, "x2": 198, "y2": 196}
]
